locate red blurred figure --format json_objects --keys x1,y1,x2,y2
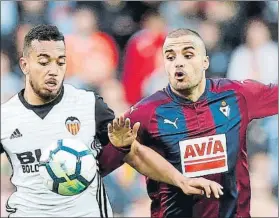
[
  {"x1": 122, "y1": 10, "x2": 167, "y2": 105},
  {"x1": 65, "y1": 7, "x2": 118, "y2": 86}
]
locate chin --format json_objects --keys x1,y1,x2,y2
[
  {"x1": 40, "y1": 88, "x2": 61, "y2": 101},
  {"x1": 172, "y1": 82, "x2": 193, "y2": 91}
]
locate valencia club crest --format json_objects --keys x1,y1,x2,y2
[{"x1": 65, "y1": 117, "x2": 81, "y2": 135}]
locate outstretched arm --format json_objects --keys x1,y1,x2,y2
[
  {"x1": 125, "y1": 139, "x2": 223, "y2": 198},
  {"x1": 237, "y1": 80, "x2": 278, "y2": 120},
  {"x1": 107, "y1": 116, "x2": 224, "y2": 199}
]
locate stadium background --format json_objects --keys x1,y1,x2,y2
[{"x1": 0, "y1": 1, "x2": 278, "y2": 217}]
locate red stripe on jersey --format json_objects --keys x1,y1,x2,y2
[
  {"x1": 185, "y1": 155, "x2": 226, "y2": 164},
  {"x1": 235, "y1": 94, "x2": 251, "y2": 217},
  {"x1": 185, "y1": 159, "x2": 226, "y2": 172}
]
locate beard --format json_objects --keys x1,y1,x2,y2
[
  {"x1": 169, "y1": 73, "x2": 203, "y2": 93},
  {"x1": 29, "y1": 79, "x2": 63, "y2": 103}
]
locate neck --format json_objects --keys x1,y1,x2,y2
[{"x1": 170, "y1": 78, "x2": 206, "y2": 102}]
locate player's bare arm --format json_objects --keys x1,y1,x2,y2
[{"x1": 108, "y1": 115, "x2": 224, "y2": 199}]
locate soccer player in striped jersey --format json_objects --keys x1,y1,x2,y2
[{"x1": 110, "y1": 28, "x2": 278, "y2": 218}]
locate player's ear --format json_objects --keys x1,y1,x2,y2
[
  {"x1": 203, "y1": 56, "x2": 209, "y2": 71},
  {"x1": 19, "y1": 57, "x2": 29, "y2": 75}
]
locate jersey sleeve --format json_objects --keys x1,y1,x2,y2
[
  {"x1": 97, "y1": 102, "x2": 154, "y2": 177},
  {"x1": 95, "y1": 94, "x2": 115, "y2": 146},
  {"x1": 237, "y1": 79, "x2": 278, "y2": 121},
  {"x1": 123, "y1": 104, "x2": 153, "y2": 145},
  {"x1": 98, "y1": 143, "x2": 126, "y2": 177}
]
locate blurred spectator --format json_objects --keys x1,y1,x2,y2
[
  {"x1": 264, "y1": 115, "x2": 279, "y2": 199},
  {"x1": 227, "y1": 18, "x2": 277, "y2": 83},
  {"x1": 1, "y1": 51, "x2": 23, "y2": 103},
  {"x1": 263, "y1": 1, "x2": 278, "y2": 24},
  {"x1": 198, "y1": 21, "x2": 231, "y2": 78},
  {"x1": 122, "y1": 10, "x2": 167, "y2": 105},
  {"x1": 15, "y1": 23, "x2": 33, "y2": 60},
  {"x1": 142, "y1": 46, "x2": 167, "y2": 97},
  {"x1": 99, "y1": 79, "x2": 129, "y2": 116},
  {"x1": 12, "y1": 23, "x2": 33, "y2": 77},
  {"x1": 250, "y1": 153, "x2": 278, "y2": 217},
  {"x1": 46, "y1": 1, "x2": 77, "y2": 35},
  {"x1": 203, "y1": 2, "x2": 242, "y2": 49},
  {"x1": 104, "y1": 164, "x2": 149, "y2": 217},
  {"x1": 18, "y1": 1, "x2": 48, "y2": 25},
  {"x1": 159, "y1": 1, "x2": 201, "y2": 32},
  {"x1": 91, "y1": 1, "x2": 138, "y2": 55},
  {"x1": 202, "y1": 2, "x2": 239, "y2": 24},
  {"x1": 65, "y1": 6, "x2": 119, "y2": 90},
  {"x1": 1, "y1": 1, "x2": 18, "y2": 36}
]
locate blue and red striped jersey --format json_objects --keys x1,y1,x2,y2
[{"x1": 122, "y1": 78, "x2": 278, "y2": 218}]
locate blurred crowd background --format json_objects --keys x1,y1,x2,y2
[{"x1": 1, "y1": 1, "x2": 278, "y2": 217}]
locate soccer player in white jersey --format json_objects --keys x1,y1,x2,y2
[{"x1": 1, "y1": 25, "x2": 223, "y2": 217}]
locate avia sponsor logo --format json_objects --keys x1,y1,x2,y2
[
  {"x1": 179, "y1": 134, "x2": 228, "y2": 177},
  {"x1": 16, "y1": 149, "x2": 41, "y2": 174}
]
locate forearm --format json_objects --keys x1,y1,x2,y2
[
  {"x1": 98, "y1": 143, "x2": 126, "y2": 177},
  {"x1": 124, "y1": 140, "x2": 185, "y2": 188}
]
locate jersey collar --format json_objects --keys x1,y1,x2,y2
[
  {"x1": 165, "y1": 79, "x2": 210, "y2": 105},
  {"x1": 18, "y1": 86, "x2": 64, "y2": 119}
]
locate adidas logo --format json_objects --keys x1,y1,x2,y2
[{"x1": 10, "y1": 129, "x2": 22, "y2": 139}]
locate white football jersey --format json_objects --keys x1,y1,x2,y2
[{"x1": 1, "y1": 84, "x2": 114, "y2": 217}]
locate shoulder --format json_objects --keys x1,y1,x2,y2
[
  {"x1": 1, "y1": 92, "x2": 23, "y2": 139},
  {"x1": 208, "y1": 78, "x2": 270, "y2": 99},
  {"x1": 208, "y1": 78, "x2": 243, "y2": 94},
  {"x1": 63, "y1": 84, "x2": 97, "y2": 104},
  {"x1": 127, "y1": 89, "x2": 171, "y2": 124},
  {"x1": 134, "y1": 89, "x2": 171, "y2": 111},
  {"x1": 1, "y1": 92, "x2": 22, "y2": 118}
]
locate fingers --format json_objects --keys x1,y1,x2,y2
[
  {"x1": 185, "y1": 186, "x2": 205, "y2": 196},
  {"x1": 113, "y1": 119, "x2": 120, "y2": 131},
  {"x1": 111, "y1": 116, "x2": 129, "y2": 131},
  {"x1": 107, "y1": 123, "x2": 113, "y2": 133},
  {"x1": 132, "y1": 122, "x2": 141, "y2": 135},
  {"x1": 125, "y1": 118, "x2": 131, "y2": 129},
  {"x1": 209, "y1": 182, "x2": 223, "y2": 199},
  {"x1": 110, "y1": 116, "x2": 139, "y2": 135},
  {"x1": 188, "y1": 178, "x2": 223, "y2": 199},
  {"x1": 203, "y1": 184, "x2": 211, "y2": 198},
  {"x1": 119, "y1": 115, "x2": 125, "y2": 127},
  {"x1": 218, "y1": 186, "x2": 224, "y2": 196}
]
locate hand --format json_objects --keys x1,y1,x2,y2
[
  {"x1": 108, "y1": 115, "x2": 141, "y2": 147},
  {"x1": 179, "y1": 177, "x2": 224, "y2": 199}
]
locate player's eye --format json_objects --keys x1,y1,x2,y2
[
  {"x1": 184, "y1": 54, "x2": 193, "y2": 59},
  {"x1": 38, "y1": 58, "x2": 49, "y2": 66},
  {"x1": 58, "y1": 62, "x2": 65, "y2": 66},
  {"x1": 167, "y1": 56, "x2": 175, "y2": 61},
  {"x1": 57, "y1": 58, "x2": 66, "y2": 66},
  {"x1": 39, "y1": 62, "x2": 48, "y2": 66}
]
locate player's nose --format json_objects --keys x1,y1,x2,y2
[
  {"x1": 48, "y1": 65, "x2": 59, "y2": 76},
  {"x1": 48, "y1": 70, "x2": 58, "y2": 77},
  {"x1": 175, "y1": 63, "x2": 185, "y2": 69},
  {"x1": 175, "y1": 57, "x2": 185, "y2": 69}
]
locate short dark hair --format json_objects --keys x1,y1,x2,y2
[
  {"x1": 23, "y1": 24, "x2": 64, "y2": 56},
  {"x1": 167, "y1": 28, "x2": 202, "y2": 39},
  {"x1": 166, "y1": 28, "x2": 207, "y2": 55}
]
